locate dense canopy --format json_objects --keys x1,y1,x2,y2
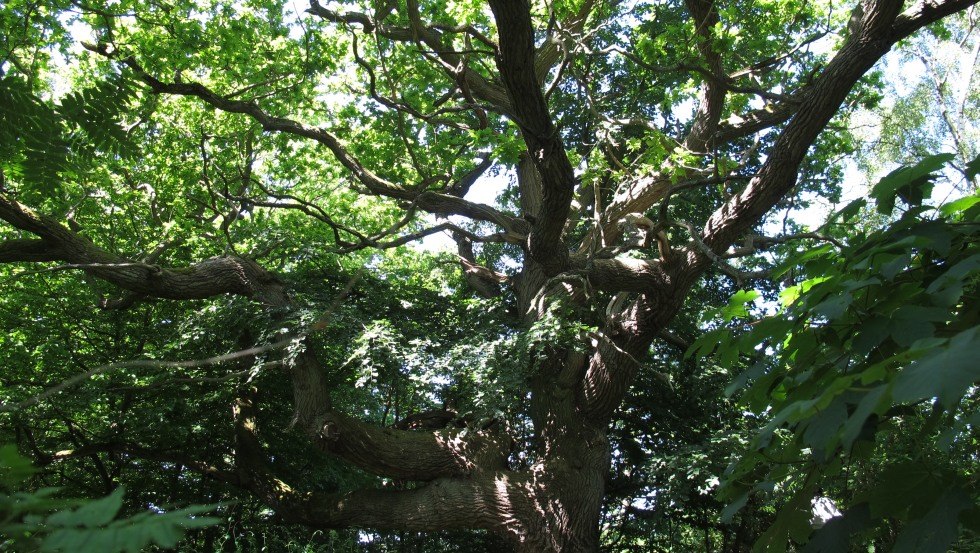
[{"x1": 1, "y1": 0, "x2": 978, "y2": 551}]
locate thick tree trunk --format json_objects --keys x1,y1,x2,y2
[
  {"x1": 510, "y1": 416, "x2": 609, "y2": 552},
  {"x1": 494, "y1": 264, "x2": 625, "y2": 551}
]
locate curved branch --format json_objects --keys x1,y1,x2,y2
[
  {"x1": 682, "y1": 0, "x2": 726, "y2": 154},
  {"x1": 569, "y1": 254, "x2": 668, "y2": 294},
  {"x1": 489, "y1": 0, "x2": 576, "y2": 275},
  {"x1": 84, "y1": 44, "x2": 529, "y2": 239},
  {"x1": 233, "y1": 386, "x2": 517, "y2": 534},
  {"x1": 699, "y1": 0, "x2": 914, "y2": 254}
]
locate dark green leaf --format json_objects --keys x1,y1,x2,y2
[
  {"x1": 892, "y1": 328, "x2": 980, "y2": 408},
  {"x1": 871, "y1": 154, "x2": 955, "y2": 213}
]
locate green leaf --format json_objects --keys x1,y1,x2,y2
[
  {"x1": 803, "y1": 503, "x2": 871, "y2": 553},
  {"x1": 811, "y1": 292, "x2": 852, "y2": 319},
  {"x1": 781, "y1": 277, "x2": 830, "y2": 308},
  {"x1": 47, "y1": 486, "x2": 125, "y2": 528},
  {"x1": 720, "y1": 290, "x2": 761, "y2": 321},
  {"x1": 924, "y1": 253, "x2": 980, "y2": 305},
  {"x1": 852, "y1": 317, "x2": 889, "y2": 355},
  {"x1": 0, "y1": 445, "x2": 37, "y2": 488},
  {"x1": 801, "y1": 397, "x2": 847, "y2": 456},
  {"x1": 752, "y1": 492, "x2": 813, "y2": 553},
  {"x1": 721, "y1": 490, "x2": 751, "y2": 522},
  {"x1": 892, "y1": 489, "x2": 973, "y2": 553},
  {"x1": 892, "y1": 328, "x2": 980, "y2": 408},
  {"x1": 939, "y1": 194, "x2": 980, "y2": 217},
  {"x1": 965, "y1": 152, "x2": 980, "y2": 181},
  {"x1": 840, "y1": 385, "x2": 888, "y2": 449},
  {"x1": 870, "y1": 154, "x2": 955, "y2": 213},
  {"x1": 825, "y1": 198, "x2": 867, "y2": 226}
]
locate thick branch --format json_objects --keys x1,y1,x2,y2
[
  {"x1": 569, "y1": 254, "x2": 668, "y2": 294},
  {"x1": 892, "y1": 0, "x2": 980, "y2": 39},
  {"x1": 233, "y1": 386, "x2": 512, "y2": 533},
  {"x1": 578, "y1": 0, "x2": 979, "y2": 421},
  {"x1": 454, "y1": 231, "x2": 507, "y2": 298},
  {"x1": 489, "y1": 0, "x2": 576, "y2": 275},
  {"x1": 0, "y1": 193, "x2": 288, "y2": 305},
  {"x1": 285, "y1": 477, "x2": 507, "y2": 532},
  {"x1": 700, "y1": 0, "x2": 910, "y2": 253},
  {"x1": 0, "y1": 238, "x2": 60, "y2": 262},
  {"x1": 713, "y1": 100, "x2": 799, "y2": 144},
  {"x1": 682, "y1": 0, "x2": 726, "y2": 154},
  {"x1": 313, "y1": 412, "x2": 510, "y2": 481}
]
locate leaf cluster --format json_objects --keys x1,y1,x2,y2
[
  {"x1": 0, "y1": 445, "x2": 220, "y2": 553},
  {"x1": 690, "y1": 154, "x2": 980, "y2": 551}
]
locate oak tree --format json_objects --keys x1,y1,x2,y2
[{"x1": 1, "y1": 0, "x2": 978, "y2": 551}]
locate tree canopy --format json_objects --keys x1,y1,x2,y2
[{"x1": 1, "y1": 0, "x2": 978, "y2": 551}]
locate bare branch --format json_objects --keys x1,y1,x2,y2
[
  {"x1": 723, "y1": 231, "x2": 844, "y2": 258},
  {"x1": 48, "y1": 441, "x2": 241, "y2": 485},
  {"x1": 0, "y1": 339, "x2": 290, "y2": 413}
]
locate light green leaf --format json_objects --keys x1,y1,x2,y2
[
  {"x1": 720, "y1": 290, "x2": 761, "y2": 321},
  {"x1": 47, "y1": 486, "x2": 124, "y2": 528},
  {"x1": 939, "y1": 194, "x2": 980, "y2": 216}
]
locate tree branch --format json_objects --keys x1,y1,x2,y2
[
  {"x1": 699, "y1": 0, "x2": 915, "y2": 256},
  {"x1": 682, "y1": 0, "x2": 726, "y2": 154},
  {"x1": 85, "y1": 44, "x2": 530, "y2": 240},
  {"x1": 312, "y1": 412, "x2": 510, "y2": 481},
  {"x1": 489, "y1": 0, "x2": 576, "y2": 276},
  {"x1": 46, "y1": 442, "x2": 241, "y2": 486},
  {"x1": 0, "y1": 192, "x2": 288, "y2": 305},
  {"x1": 0, "y1": 238, "x2": 60, "y2": 262},
  {"x1": 306, "y1": 1, "x2": 514, "y2": 117},
  {"x1": 232, "y1": 386, "x2": 515, "y2": 532}
]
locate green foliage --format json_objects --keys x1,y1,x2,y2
[
  {"x1": 0, "y1": 445, "x2": 220, "y2": 552},
  {"x1": 692, "y1": 155, "x2": 980, "y2": 551},
  {"x1": 859, "y1": 11, "x2": 980, "y2": 192},
  {"x1": 0, "y1": 75, "x2": 70, "y2": 196},
  {"x1": 870, "y1": 153, "x2": 956, "y2": 213},
  {"x1": 0, "y1": 70, "x2": 136, "y2": 204}
]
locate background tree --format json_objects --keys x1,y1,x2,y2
[
  {"x1": 858, "y1": 8, "x2": 980, "y2": 190},
  {"x1": 1, "y1": 0, "x2": 978, "y2": 551}
]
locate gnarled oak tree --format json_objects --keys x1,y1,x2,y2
[{"x1": 1, "y1": 0, "x2": 977, "y2": 551}]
